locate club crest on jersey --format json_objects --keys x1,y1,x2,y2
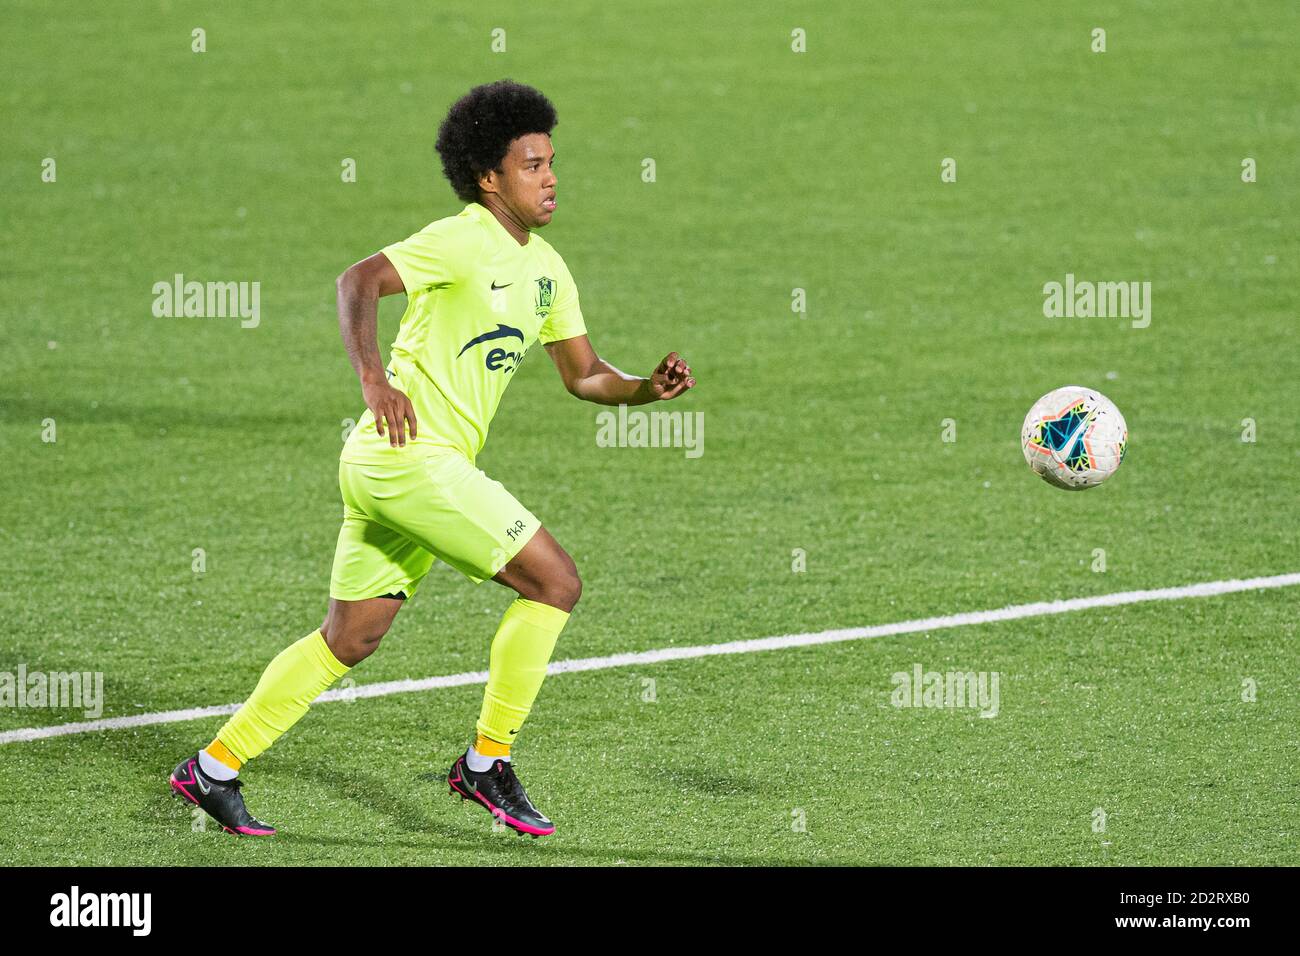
[{"x1": 535, "y1": 277, "x2": 554, "y2": 318}]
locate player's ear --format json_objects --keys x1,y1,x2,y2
[{"x1": 477, "y1": 167, "x2": 500, "y2": 196}]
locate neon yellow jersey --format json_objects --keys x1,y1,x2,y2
[{"x1": 342, "y1": 203, "x2": 586, "y2": 465}]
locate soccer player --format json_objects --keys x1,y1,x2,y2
[{"x1": 169, "y1": 80, "x2": 695, "y2": 838}]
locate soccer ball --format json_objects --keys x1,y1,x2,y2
[{"x1": 1021, "y1": 386, "x2": 1128, "y2": 490}]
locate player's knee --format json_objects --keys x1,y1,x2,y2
[
  {"x1": 322, "y1": 615, "x2": 392, "y2": 666},
  {"x1": 330, "y1": 628, "x2": 387, "y2": 667},
  {"x1": 543, "y1": 566, "x2": 582, "y2": 613}
]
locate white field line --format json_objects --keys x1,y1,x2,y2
[{"x1": 2, "y1": 572, "x2": 1297, "y2": 746}]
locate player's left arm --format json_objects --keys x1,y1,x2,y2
[{"x1": 544, "y1": 335, "x2": 695, "y2": 405}]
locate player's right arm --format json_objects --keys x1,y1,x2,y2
[{"x1": 336, "y1": 252, "x2": 417, "y2": 447}]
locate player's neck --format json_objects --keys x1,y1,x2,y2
[{"x1": 478, "y1": 195, "x2": 532, "y2": 247}]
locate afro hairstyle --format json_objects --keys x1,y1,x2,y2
[{"x1": 435, "y1": 80, "x2": 558, "y2": 204}]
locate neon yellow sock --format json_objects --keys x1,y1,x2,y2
[
  {"x1": 216, "y1": 629, "x2": 351, "y2": 763},
  {"x1": 476, "y1": 598, "x2": 570, "y2": 745}
]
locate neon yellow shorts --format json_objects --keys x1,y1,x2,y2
[{"x1": 329, "y1": 451, "x2": 540, "y2": 601}]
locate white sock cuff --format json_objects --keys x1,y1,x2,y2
[
  {"x1": 466, "y1": 745, "x2": 510, "y2": 772},
  {"x1": 198, "y1": 748, "x2": 239, "y2": 781}
]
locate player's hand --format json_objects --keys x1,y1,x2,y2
[
  {"x1": 648, "y1": 352, "x2": 696, "y2": 401},
  {"x1": 362, "y1": 379, "x2": 418, "y2": 447}
]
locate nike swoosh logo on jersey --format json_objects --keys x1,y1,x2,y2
[
  {"x1": 457, "y1": 323, "x2": 525, "y2": 357},
  {"x1": 490, "y1": 281, "x2": 513, "y2": 290}
]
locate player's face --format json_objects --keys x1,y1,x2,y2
[{"x1": 496, "y1": 133, "x2": 557, "y2": 227}]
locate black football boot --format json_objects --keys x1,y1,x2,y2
[
  {"x1": 169, "y1": 753, "x2": 276, "y2": 836},
  {"x1": 446, "y1": 752, "x2": 555, "y2": 837}
]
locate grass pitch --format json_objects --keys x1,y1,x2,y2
[{"x1": 1, "y1": 0, "x2": 1296, "y2": 865}]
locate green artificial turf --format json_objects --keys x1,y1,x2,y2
[{"x1": 0, "y1": 0, "x2": 1296, "y2": 865}]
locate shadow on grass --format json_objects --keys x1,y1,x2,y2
[{"x1": 14, "y1": 729, "x2": 847, "y2": 865}]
